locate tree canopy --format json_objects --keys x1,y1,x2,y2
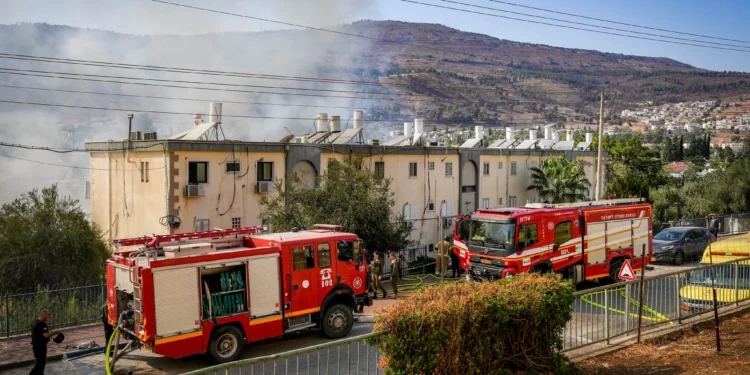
[
  {"x1": 259, "y1": 158, "x2": 411, "y2": 254},
  {"x1": 0, "y1": 185, "x2": 110, "y2": 294},
  {"x1": 527, "y1": 157, "x2": 590, "y2": 203}
]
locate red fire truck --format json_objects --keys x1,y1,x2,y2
[
  {"x1": 453, "y1": 198, "x2": 653, "y2": 284},
  {"x1": 105, "y1": 224, "x2": 371, "y2": 367}
]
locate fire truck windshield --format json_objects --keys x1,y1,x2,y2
[{"x1": 470, "y1": 220, "x2": 516, "y2": 249}]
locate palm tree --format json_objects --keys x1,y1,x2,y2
[{"x1": 527, "y1": 157, "x2": 591, "y2": 203}]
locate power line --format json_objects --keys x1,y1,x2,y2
[
  {"x1": 0, "y1": 53, "x2": 412, "y2": 88},
  {"x1": 0, "y1": 66, "x2": 417, "y2": 98},
  {"x1": 0, "y1": 83, "x2": 366, "y2": 110},
  {"x1": 0, "y1": 69, "x2": 428, "y2": 102},
  {"x1": 439, "y1": 0, "x2": 750, "y2": 50},
  {"x1": 149, "y1": 0, "x2": 403, "y2": 44},
  {"x1": 400, "y1": 0, "x2": 750, "y2": 53},
  {"x1": 0, "y1": 152, "x2": 165, "y2": 171},
  {"x1": 0, "y1": 99, "x2": 425, "y2": 122},
  {"x1": 486, "y1": 0, "x2": 750, "y2": 45}
]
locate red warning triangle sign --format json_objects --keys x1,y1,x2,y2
[{"x1": 618, "y1": 259, "x2": 637, "y2": 281}]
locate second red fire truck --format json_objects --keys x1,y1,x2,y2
[
  {"x1": 453, "y1": 198, "x2": 654, "y2": 284},
  {"x1": 105, "y1": 224, "x2": 371, "y2": 367}
]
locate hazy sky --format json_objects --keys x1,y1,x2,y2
[{"x1": 2, "y1": 0, "x2": 749, "y2": 72}]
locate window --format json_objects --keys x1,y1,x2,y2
[
  {"x1": 509, "y1": 196, "x2": 517, "y2": 207},
  {"x1": 403, "y1": 204, "x2": 418, "y2": 221},
  {"x1": 194, "y1": 218, "x2": 210, "y2": 232},
  {"x1": 409, "y1": 162, "x2": 418, "y2": 177},
  {"x1": 483, "y1": 162, "x2": 490, "y2": 176},
  {"x1": 337, "y1": 241, "x2": 360, "y2": 262},
  {"x1": 445, "y1": 162, "x2": 453, "y2": 177},
  {"x1": 374, "y1": 161, "x2": 385, "y2": 178},
  {"x1": 498, "y1": 161, "x2": 503, "y2": 170},
  {"x1": 188, "y1": 161, "x2": 208, "y2": 184},
  {"x1": 318, "y1": 243, "x2": 332, "y2": 268},
  {"x1": 429, "y1": 161, "x2": 435, "y2": 171},
  {"x1": 293, "y1": 246, "x2": 315, "y2": 270},
  {"x1": 554, "y1": 221, "x2": 573, "y2": 248},
  {"x1": 427, "y1": 201, "x2": 435, "y2": 211},
  {"x1": 226, "y1": 161, "x2": 240, "y2": 173},
  {"x1": 231, "y1": 217, "x2": 241, "y2": 229},
  {"x1": 510, "y1": 161, "x2": 517, "y2": 175},
  {"x1": 498, "y1": 197, "x2": 503, "y2": 206},
  {"x1": 257, "y1": 161, "x2": 273, "y2": 181},
  {"x1": 482, "y1": 198, "x2": 490, "y2": 209},
  {"x1": 518, "y1": 223, "x2": 539, "y2": 250},
  {"x1": 140, "y1": 162, "x2": 150, "y2": 183}
]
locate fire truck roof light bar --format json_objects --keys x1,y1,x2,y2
[{"x1": 524, "y1": 198, "x2": 645, "y2": 209}]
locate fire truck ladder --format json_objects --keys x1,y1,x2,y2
[
  {"x1": 525, "y1": 198, "x2": 645, "y2": 209},
  {"x1": 112, "y1": 226, "x2": 264, "y2": 248},
  {"x1": 129, "y1": 250, "x2": 157, "y2": 336}
]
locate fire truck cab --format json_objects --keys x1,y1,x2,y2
[
  {"x1": 106, "y1": 224, "x2": 371, "y2": 364},
  {"x1": 455, "y1": 198, "x2": 653, "y2": 284}
]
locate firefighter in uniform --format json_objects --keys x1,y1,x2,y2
[
  {"x1": 389, "y1": 252, "x2": 400, "y2": 299},
  {"x1": 435, "y1": 237, "x2": 451, "y2": 277},
  {"x1": 369, "y1": 252, "x2": 387, "y2": 299},
  {"x1": 30, "y1": 309, "x2": 61, "y2": 375}
]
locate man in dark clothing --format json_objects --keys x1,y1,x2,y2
[
  {"x1": 447, "y1": 236, "x2": 462, "y2": 278},
  {"x1": 709, "y1": 214, "x2": 721, "y2": 239},
  {"x1": 30, "y1": 309, "x2": 61, "y2": 375}
]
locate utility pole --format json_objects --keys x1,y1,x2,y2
[
  {"x1": 595, "y1": 92, "x2": 605, "y2": 200},
  {"x1": 127, "y1": 114, "x2": 134, "y2": 150}
]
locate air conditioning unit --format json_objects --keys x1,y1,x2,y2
[
  {"x1": 443, "y1": 218, "x2": 454, "y2": 228},
  {"x1": 184, "y1": 184, "x2": 205, "y2": 197},
  {"x1": 256, "y1": 181, "x2": 274, "y2": 194},
  {"x1": 295, "y1": 136, "x2": 307, "y2": 144},
  {"x1": 129, "y1": 131, "x2": 143, "y2": 141},
  {"x1": 143, "y1": 132, "x2": 158, "y2": 140},
  {"x1": 368, "y1": 139, "x2": 380, "y2": 145}
]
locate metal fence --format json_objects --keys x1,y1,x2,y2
[
  {"x1": 659, "y1": 213, "x2": 750, "y2": 236},
  {"x1": 182, "y1": 332, "x2": 387, "y2": 375},
  {"x1": 563, "y1": 256, "x2": 750, "y2": 350},
  {"x1": 380, "y1": 244, "x2": 434, "y2": 278},
  {"x1": 1, "y1": 283, "x2": 106, "y2": 337},
  {"x1": 186, "y1": 256, "x2": 750, "y2": 375}
]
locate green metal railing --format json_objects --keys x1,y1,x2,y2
[{"x1": 1, "y1": 283, "x2": 106, "y2": 337}]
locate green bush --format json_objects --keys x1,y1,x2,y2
[{"x1": 369, "y1": 273, "x2": 576, "y2": 375}]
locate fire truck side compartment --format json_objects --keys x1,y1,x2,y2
[
  {"x1": 247, "y1": 254, "x2": 282, "y2": 318},
  {"x1": 586, "y1": 222, "x2": 606, "y2": 266},
  {"x1": 152, "y1": 267, "x2": 201, "y2": 338}
]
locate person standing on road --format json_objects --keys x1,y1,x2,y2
[
  {"x1": 369, "y1": 252, "x2": 387, "y2": 299},
  {"x1": 435, "y1": 237, "x2": 450, "y2": 277},
  {"x1": 389, "y1": 252, "x2": 400, "y2": 299},
  {"x1": 709, "y1": 214, "x2": 721, "y2": 239},
  {"x1": 30, "y1": 309, "x2": 61, "y2": 375},
  {"x1": 448, "y1": 236, "x2": 462, "y2": 278}
]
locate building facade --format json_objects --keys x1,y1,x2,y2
[{"x1": 87, "y1": 131, "x2": 603, "y2": 249}]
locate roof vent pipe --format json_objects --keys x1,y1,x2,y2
[
  {"x1": 316, "y1": 113, "x2": 328, "y2": 133},
  {"x1": 404, "y1": 122, "x2": 414, "y2": 137},
  {"x1": 208, "y1": 102, "x2": 222, "y2": 124},
  {"x1": 585, "y1": 132, "x2": 593, "y2": 143},
  {"x1": 544, "y1": 127, "x2": 553, "y2": 140},
  {"x1": 505, "y1": 127, "x2": 515, "y2": 141},
  {"x1": 566, "y1": 130, "x2": 573, "y2": 142},
  {"x1": 353, "y1": 110, "x2": 364, "y2": 129},
  {"x1": 330, "y1": 116, "x2": 341, "y2": 132},
  {"x1": 529, "y1": 129, "x2": 538, "y2": 141},
  {"x1": 552, "y1": 132, "x2": 560, "y2": 142}
]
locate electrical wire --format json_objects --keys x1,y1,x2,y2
[
  {"x1": 0, "y1": 152, "x2": 166, "y2": 171},
  {"x1": 437, "y1": 0, "x2": 750, "y2": 50},
  {"x1": 149, "y1": 0, "x2": 406, "y2": 45},
  {"x1": 485, "y1": 0, "x2": 750, "y2": 45},
  {"x1": 0, "y1": 66, "x2": 420, "y2": 98},
  {"x1": 0, "y1": 83, "x2": 365, "y2": 110},
  {"x1": 400, "y1": 0, "x2": 750, "y2": 53},
  {"x1": 0, "y1": 52, "x2": 414, "y2": 88},
  {"x1": 0, "y1": 69, "x2": 425, "y2": 102}
]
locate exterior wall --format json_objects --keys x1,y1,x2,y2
[
  {"x1": 89, "y1": 149, "x2": 169, "y2": 243},
  {"x1": 170, "y1": 150, "x2": 285, "y2": 234},
  {"x1": 88, "y1": 140, "x2": 602, "y2": 248}
]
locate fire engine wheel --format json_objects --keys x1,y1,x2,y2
[
  {"x1": 207, "y1": 326, "x2": 245, "y2": 364},
  {"x1": 606, "y1": 258, "x2": 626, "y2": 283},
  {"x1": 321, "y1": 304, "x2": 353, "y2": 339}
]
